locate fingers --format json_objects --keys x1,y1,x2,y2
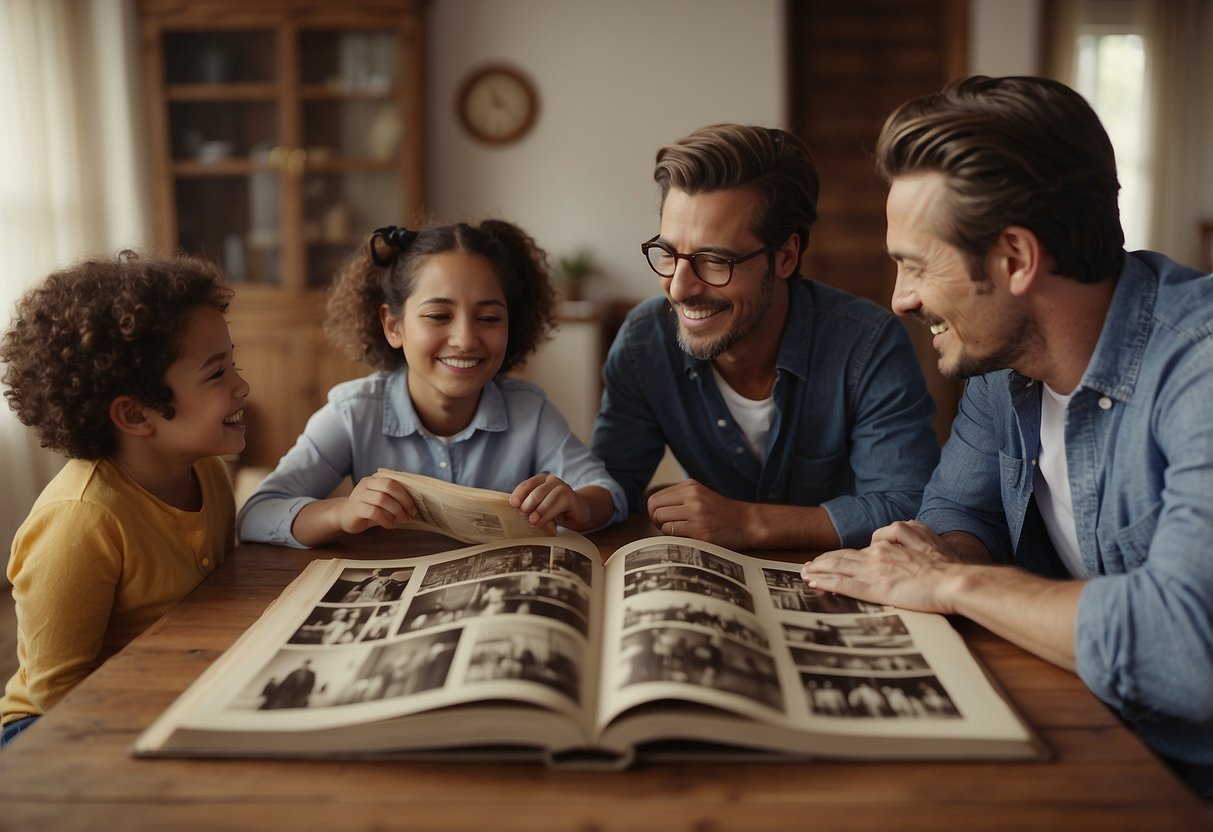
[
  {"x1": 345, "y1": 475, "x2": 416, "y2": 532},
  {"x1": 511, "y1": 474, "x2": 582, "y2": 529}
]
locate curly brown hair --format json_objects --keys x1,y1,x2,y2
[
  {"x1": 1, "y1": 252, "x2": 232, "y2": 459},
  {"x1": 324, "y1": 219, "x2": 558, "y2": 373}
]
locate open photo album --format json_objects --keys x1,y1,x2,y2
[{"x1": 133, "y1": 525, "x2": 1045, "y2": 768}]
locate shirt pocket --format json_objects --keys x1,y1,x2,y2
[
  {"x1": 1095, "y1": 500, "x2": 1160, "y2": 572},
  {"x1": 788, "y1": 450, "x2": 848, "y2": 504}
]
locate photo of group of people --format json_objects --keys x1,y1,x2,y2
[
  {"x1": 419, "y1": 544, "x2": 592, "y2": 591},
  {"x1": 615, "y1": 544, "x2": 781, "y2": 710},
  {"x1": 322, "y1": 567, "x2": 413, "y2": 604},
  {"x1": 401, "y1": 571, "x2": 590, "y2": 636},
  {"x1": 782, "y1": 615, "x2": 913, "y2": 650},
  {"x1": 465, "y1": 620, "x2": 581, "y2": 702},
  {"x1": 801, "y1": 674, "x2": 960, "y2": 720},
  {"x1": 623, "y1": 564, "x2": 754, "y2": 611},
  {"x1": 624, "y1": 544, "x2": 745, "y2": 583},
  {"x1": 762, "y1": 568, "x2": 887, "y2": 615},
  {"x1": 617, "y1": 624, "x2": 783, "y2": 710},
  {"x1": 788, "y1": 647, "x2": 930, "y2": 673},
  {"x1": 289, "y1": 604, "x2": 400, "y2": 646},
  {"x1": 231, "y1": 629, "x2": 462, "y2": 711},
  {"x1": 621, "y1": 597, "x2": 769, "y2": 650}
]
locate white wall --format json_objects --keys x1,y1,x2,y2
[
  {"x1": 424, "y1": 0, "x2": 785, "y2": 303},
  {"x1": 968, "y1": 0, "x2": 1042, "y2": 77}
]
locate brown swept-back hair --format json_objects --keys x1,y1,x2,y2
[
  {"x1": 653, "y1": 124, "x2": 820, "y2": 273},
  {"x1": 1, "y1": 252, "x2": 232, "y2": 459},
  {"x1": 875, "y1": 75, "x2": 1124, "y2": 284}
]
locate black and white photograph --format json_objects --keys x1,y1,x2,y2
[
  {"x1": 400, "y1": 574, "x2": 590, "y2": 636},
  {"x1": 229, "y1": 629, "x2": 464, "y2": 712},
  {"x1": 551, "y1": 545, "x2": 593, "y2": 585},
  {"x1": 623, "y1": 543, "x2": 745, "y2": 583},
  {"x1": 788, "y1": 647, "x2": 931, "y2": 674},
  {"x1": 782, "y1": 614, "x2": 912, "y2": 650},
  {"x1": 801, "y1": 673, "x2": 960, "y2": 720},
  {"x1": 321, "y1": 566, "x2": 413, "y2": 604},
  {"x1": 464, "y1": 621, "x2": 581, "y2": 702},
  {"x1": 623, "y1": 564, "x2": 754, "y2": 612},
  {"x1": 621, "y1": 598, "x2": 769, "y2": 650},
  {"x1": 617, "y1": 625, "x2": 783, "y2": 711},
  {"x1": 419, "y1": 544, "x2": 553, "y2": 589},
  {"x1": 762, "y1": 568, "x2": 887, "y2": 615},
  {"x1": 288, "y1": 605, "x2": 373, "y2": 646}
]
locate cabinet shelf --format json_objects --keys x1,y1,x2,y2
[{"x1": 140, "y1": 0, "x2": 423, "y2": 469}]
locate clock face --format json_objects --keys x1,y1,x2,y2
[{"x1": 457, "y1": 66, "x2": 538, "y2": 144}]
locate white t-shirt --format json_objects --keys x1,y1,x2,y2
[
  {"x1": 1034, "y1": 383, "x2": 1088, "y2": 578},
  {"x1": 711, "y1": 365, "x2": 776, "y2": 460}
]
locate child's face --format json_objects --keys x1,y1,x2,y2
[
  {"x1": 382, "y1": 252, "x2": 508, "y2": 435},
  {"x1": 149, "y1": 306, "x2": 250, "y2": 462}
]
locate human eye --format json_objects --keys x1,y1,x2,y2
[{"x1": 693, "y1": 253, "x2": 731, "y2": 278}]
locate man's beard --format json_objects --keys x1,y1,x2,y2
[
  {"x1": 675, "y1": 269, "x2": 775, "y2": 361},
  {"x1": 939, "y1": 314, "x2": 1044, "y2": 379}
]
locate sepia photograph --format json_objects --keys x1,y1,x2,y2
[{"x1": 801, "y1": 673, "x2": 960, "y2": 720}]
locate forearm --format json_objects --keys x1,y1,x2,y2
[
  {"x1": 944, "y1": 565, "x2": 1083, "y2": 671},
  {"x1": 289, "y1": 498, "x2": 347, "y2": 548},
  {"x1": 748, "y1": 503, "x2": 841, "y2": 550}
]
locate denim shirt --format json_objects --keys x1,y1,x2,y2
[
  {"x1": 919, "y1": 251, "x2": 1213, "y2": 789},
  {"x1": 590, "y1": 279, "x2": 939, "y2": 547},
  {"x1": 237, "y1": 369, "x2": 627, "y2": 547}
]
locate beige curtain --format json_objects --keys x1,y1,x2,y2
[
  {"x1": 1044, "y1": 0, "x2": 1213, "y2": 266},
  {"x1": 1143, "y1": 0, "x2": 1213, "y2": 266},
  {"x1": 0, "y1": 0, "x2": 152, "y2": 553}
]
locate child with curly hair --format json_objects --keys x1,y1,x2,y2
[
  {"x1": 237, "y1": 220, "x2": 625, "y2": 548},
  {"x1": 0, "y1": 252, "x2": 250, "y2": 745}
]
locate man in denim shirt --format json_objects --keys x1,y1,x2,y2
[
  {"x1": 803, "y1": 76, "x2": 1213, "y2": 796},
  {"x1": 590, "y1": 124, "x2": 940, "y2": 551}
]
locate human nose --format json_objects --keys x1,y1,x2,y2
[
  {"x1": 666, "y1": 256, "x2": 704, "y2": 301},
  {"x1": 233, "y1": 367, "x2": 251, "y2": 400},
  {"x1": 890, "y1": 268, "x2": 919, "y2": 317},
  {"x1": 448, "y1": 315, "x2": 478, "y2": 349}
]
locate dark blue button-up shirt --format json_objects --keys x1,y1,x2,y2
[{"x1": 591, "y1": 279, "x2": 939, "y2": 547}]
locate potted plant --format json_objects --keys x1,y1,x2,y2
[{"x1": 556, "y1": 249, "x2": 596, "y2": 302}]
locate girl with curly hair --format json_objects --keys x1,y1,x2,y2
[
  {"x1": 0, "y1": 252, "x2": 250, "y2": 745},
  {"x1": 237, "y1": 219, "x2": 624, "y2": 548}
]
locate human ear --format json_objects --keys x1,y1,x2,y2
[
  {"x1": 109, "y1": 396, "x2": 155, "y2": 437},
  {"x1": 380, "y1": 304, "x2": 404, "y2": 349},
  {"x1": 774, "y1": 233, "x2": 801, "y2": 280},
  {"x1": 995, "y1": 225, "x2": 1042, "y2": 296}
]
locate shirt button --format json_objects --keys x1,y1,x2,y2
[
  {"x1": 439, "y1": 461, "x2": 448, "y2": 468},
  {"x1": 689, "y1": 371, "x2": 698, "y2": 380},
  {"x1": 716, "y1": 419, "x2": 728, "y2": 428},
  {"x1": 1098, "y1": 396, "x2": 1112, "y2": 410},
  {"x1": 201, "y1": 558, "x2": 210, "y2": 567},
  {"x1": 735, "y1": 446, "x2": 745, "y2": 455},
  {"x1": 1031, "y1": 458, "x2": 1037, "y2": 466}
]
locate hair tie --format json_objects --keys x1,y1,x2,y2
[{"x1": 369, "y1": 225, "x2": 419, "y2": 267}]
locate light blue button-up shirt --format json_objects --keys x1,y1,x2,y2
[
  {"x1": 591, "y1": 279, "x2": 940, "y2": 548},
  {"x1": 919, "y1": 251, "x2": 1213, "y2": 792},
  {"x1": 237, "y1": 369, "x2": 627, "y2": 547}
]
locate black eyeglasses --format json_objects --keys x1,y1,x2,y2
[{"x1": 640, "y1": 235, "x2": 774, "y2": 287}]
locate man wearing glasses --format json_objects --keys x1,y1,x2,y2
[{"x1": 590, "y1": 123, "x2": 939, "y2": 550}]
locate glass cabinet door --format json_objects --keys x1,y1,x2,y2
[
  {"x1": 162, "y1": 29, "x2": 283, "y2": 286},
  {"x1": 298, "y1": 29, "x2": 404, "y2": 288}
]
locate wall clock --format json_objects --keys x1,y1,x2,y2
[{"x1": 456, "y1": 64, "x2": 539, "y2": 145}]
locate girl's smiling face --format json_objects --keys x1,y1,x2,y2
[{"x1": 381, "y1": 252, "x2": 509, "y2": 436}]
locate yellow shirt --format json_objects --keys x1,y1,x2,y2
[{"x1": 2, "y1": 456, "x2": 235, "y2": 722}]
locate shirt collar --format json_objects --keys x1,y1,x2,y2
[
  {"x1": 383, "y1": 368, "x2": 510, "y2": 439},
  {"x1": 1079, "y1": 254, "x2": 1155, "y2": 402}
]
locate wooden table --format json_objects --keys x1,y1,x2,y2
[{"x1": 0, "y1": 515, "x2": 1207, "y2": 831}]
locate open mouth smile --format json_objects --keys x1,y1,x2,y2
[{"x1": 223, "y1": 408, "x2": 245, "y2": 426}]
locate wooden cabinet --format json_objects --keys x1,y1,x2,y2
[{"x1": 138, "y1": 0, "x2": 424, "y2": 468}]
